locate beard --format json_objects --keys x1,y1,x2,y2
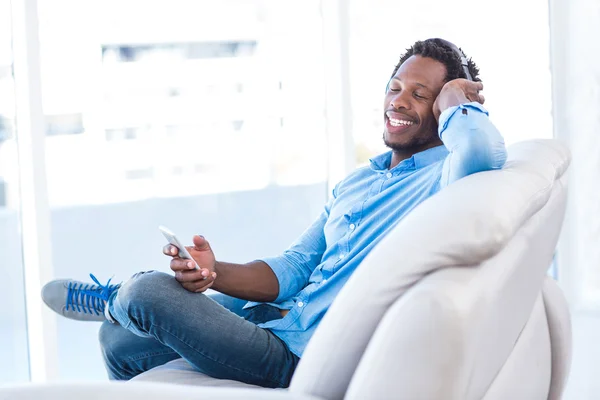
[{"x1": 382, "y1": 130, "x2": 439, "y2": 153}]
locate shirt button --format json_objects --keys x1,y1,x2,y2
[
  {"x1": 349, "y1": 223, "x2": 355, "y2": 230},
  {"x1": 386, "y1": 172, "x2": 392, "y2": 178},
  {"x1": 339, "y1": 254, "x2": 345, "y2": 260},
  {"x1": 297, "y1": 301, "x2": 305, "y2": 308},
  {"x1": 322, "y1": 279, "x2": 328, "y2": 284}
]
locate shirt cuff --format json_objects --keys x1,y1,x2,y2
[
  {"x1": 259, "y1": 256, "x2": 297, "y2": 303},
  {"x1": 438, "y1": 102, "x2": 488, "y2": 134}
]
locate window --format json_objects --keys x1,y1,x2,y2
[
  {"x1": 102, "y1": 41, "x2": 258, "y2": 63},
  {"x1": 0, "y1": 115, "x2": 14, "y2": 142},
  {"x1": 37, "y1": 0, "x2": 328, "y2": 379},
  {"x1": 45, "y1": 113, "x2": 84, "y2": 136}
]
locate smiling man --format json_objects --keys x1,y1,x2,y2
[{"x1": 42, "y1": 38, "x2": 506, "y2": 388}]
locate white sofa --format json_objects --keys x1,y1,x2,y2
[{"x1": 0, "y1": 139, "x2": 572, "y2": 400}]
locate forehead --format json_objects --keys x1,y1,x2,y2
[{"x1": 393, "y1": 55, "x2": 447, "y2": 89}]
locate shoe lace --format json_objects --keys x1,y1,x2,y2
[{"x1": 65, "y1": 274, "x2": 121, "y2": 316}]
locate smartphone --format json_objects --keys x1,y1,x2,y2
[{"x1": 158, "y1": 225, "x2": 200, "y2": 270}]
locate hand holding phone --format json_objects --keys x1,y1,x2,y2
[
  {"x1": 159, "y1": 225, "x2": 200, "y2": 270},
  {"x1": 159, "y1": 226, "x2": 217, "y2": 293}
]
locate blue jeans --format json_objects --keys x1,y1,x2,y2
[{"x1": 99, "y1": 271, "x2": 299, "y2": 388}]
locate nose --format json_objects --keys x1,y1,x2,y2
[{"x1": 390, "y1": 91, "x2": 411, "y2": 111}]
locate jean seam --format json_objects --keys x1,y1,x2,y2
[
  {"x1": 150, "y1": 322, "x2": 286, "y2": 387},
  {"x1": 127, "y1": 349, "x2": 178, "y2": 362}
]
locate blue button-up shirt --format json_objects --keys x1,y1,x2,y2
[{"x1": 246, "y1": 102, "x2": 507, "y2": 357}]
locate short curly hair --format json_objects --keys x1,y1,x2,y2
[{"x1": 391, "y1": 38, "x2": 480, "y2": 82}]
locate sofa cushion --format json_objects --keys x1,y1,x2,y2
[
  {"x1": 0, "y1": 382, "x2": 315, "y2": 400},
  {"x1": 131, "y1": 358, "x2": 260, "y2": 388}
]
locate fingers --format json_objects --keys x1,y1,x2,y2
[
  {"x1": 449, "y1": 78, "x2": 482, "y2": 91},
  {"x1": 466, "y1": 91, "x2": 485, "y2": 104},
  {"x1": 468, "y1": 90, "x2": 485, "y2": 104},
  {"x1": 471, "y1": 81, "x2": 483, "y2": 91},
  {"x1": 170, "y1": 257, "x2": 198, "y2": 272},
  {"x1": 177, "y1": 272, "x2": 217, "y2": 293},
  {"x1": 463, "y1": 80, "x2": 484, "y2": 104},
  {"x1": 470, "y1": 82, "x2": 484, "y2": 103},
  {"x1": 192, "y1": 235, "x2": 211, "y2": 251},
  {"x1": 163, "y1": 234, "x2": 210, "y2": 257},
  {"x1": 174, "y1": 268, "x2": 211, "y2": 282},
  {"x1": 163, "y1": 244, "x2": 179, "y2": 257}
]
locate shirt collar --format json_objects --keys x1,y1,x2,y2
[{"x1": 369, "y1": 145, "x2": 448, "y2": 172}]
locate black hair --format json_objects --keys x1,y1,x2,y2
[{"x1": 391, "y1": 38, "x2": 480, "y2": 82}]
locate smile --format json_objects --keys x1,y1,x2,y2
[{"x1": 388, "y1": 117, "x2": 415, "y2": 127}]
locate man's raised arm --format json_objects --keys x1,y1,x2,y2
[{"x1": 433, "y1": 79, "x2": 507, "y2": 187}]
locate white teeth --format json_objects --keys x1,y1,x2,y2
[{"x1": 389, "y1": 117, "x2": 414, "y2": 127}]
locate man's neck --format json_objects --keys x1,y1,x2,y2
[{"x1": 389, "y1": 140, "x2": 443, "y2": 169}]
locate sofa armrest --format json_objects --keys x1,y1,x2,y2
[{"x1": 542, "y1": 277, "x2": 572, "y2": 400}]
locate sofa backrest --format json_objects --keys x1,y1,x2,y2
[
  {"x1": 343, "y1": 179, "x2": 566, "y2": 399},
  {"x1": 289, "y1": 140, "x2": 571, "y2": 400}
]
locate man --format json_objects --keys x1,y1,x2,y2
[{"x1": 42, "y1": 38, "x2": 506, "y2": 388}]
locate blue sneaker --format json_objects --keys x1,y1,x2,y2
[{"x1": 41, "y1": 274, "x2": 121, "y2": 322}]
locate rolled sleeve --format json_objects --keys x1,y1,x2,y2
[
  {"x1": 260, "y1": 252, "x2": 314, "y2": 303},
  {"x1": 439, "y1": 102, "x2": 507, "y2": 187},
  {"x1": 438, "y1": 102, "x2": 488, "y2": 133},
  {"x1": 260, "y1": 256, "x2": 298, "y2": 303}
]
